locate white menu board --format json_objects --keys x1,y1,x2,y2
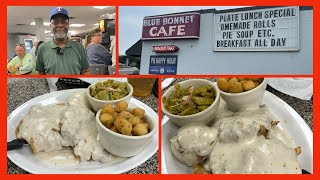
[{"x1": 214, "y1": 6, "x2": 299, "y2": 51}]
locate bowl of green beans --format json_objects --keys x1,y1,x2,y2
[
  {"x1": 87, "y1": 79, "x2": 133, "y2": 112},
  {"x1": 162, "y1": 79, "x2": 220, "y2": 126}
]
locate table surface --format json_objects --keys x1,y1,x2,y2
[
  {"x1": 7, "y1": 78, "x2": 159, "y2": 174},
  {"x1": 8, "y1": 70, "x2": 34, "y2": 75}
]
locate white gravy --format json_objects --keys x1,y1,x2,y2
[
  {"x1": 17, "y1": 104, "x2": 67, "y2": 153},
  {"x1": 171, "y1": 124, "x2": 218, "y2": 166},
  {"x1": 17, "y1": 90, "x2": 119, "y2": 165},
  {"x1": 67, "y1": 90, "x2": 91, "y2": 110},
  {"x1": 214, "y1": 107, "x2": 273, "y2": 143},
  {"x1": 171, "y1": 105, "x2": 301, "y2": 174},
  {"x1": 60, "y1": 106, "x2": 116, "y2": 163},
  {"x1": 35, "y1": 147, "x2": 125, "y2": 166},
  {"x1": 206, "y1": 137, "x2": 300, "y2": 174},
  {"x1": 35, "y1": 148, "x2": 79, "y2": 166},
  {"x1": 174, "y1": 124, "x2": 218, "y2": 156}
]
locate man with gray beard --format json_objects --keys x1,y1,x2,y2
[{"x1": 36, "y1": 7, "x2": 89, "y2": 74}]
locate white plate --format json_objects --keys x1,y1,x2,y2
[
  {"x1": 161, "y1": 91, "x2": 313, "y2": 174},
  {"x1": 7, "y1": 89, "x2": 159, "y2": 174}
]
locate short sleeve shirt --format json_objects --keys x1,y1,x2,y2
[
  {"x1": 7, "y1": 53, "x2": 35, "y2": 72},
  {"x1": 36, "y1": 39, "x2": 89, "y2": 74},
  {"x1": 86, "y1": 44, "x2": 112, "y2": 66}
]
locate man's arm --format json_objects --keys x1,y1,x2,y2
[
  {"x1": 19, "y1": 54, "x2": 34, "y2": 71},
  {"x1": 79, "y1": 43, "x2": 90, "y2": 75},
  {"x1": 7, "y1": 57, "x2": 17, "y2": 70},
  {"x1": 35, "y1": 45, "x2": 45, "y2": 73}
]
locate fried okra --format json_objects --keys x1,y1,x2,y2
[
  {"x1": 114, "y1": 117, "x2": 132, "y2": 135},
  {"x1": 101, "y1": 104, "x2": 114, "y2": 114},
  {"x1": 217, "y1": 78, "x2": 264, "y2": 93},
  {"x1": 132, "y1": 123, "x2": 149, "y2": 136},
  {"x1": 115, "y1": 100, "x2": 128, "y2": 112},
  {"x1": 100, "y1": 113, "x2": 114, "y2": 128},
  {"x1": 99, "y1": 101, "x2": 150, "y2": 136},
  {"x1": 131, "y1": 108, "x2": 145, "y2": 118},
  {"x1": 128, "y1": 116, "x2": 141, "y2": 126}
]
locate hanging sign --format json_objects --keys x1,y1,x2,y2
[
  {"x1": 149, "y1": 55, "x2": 178, "y2": 74},
  {"x1": 142, "y1": 13, "x2": 200, "y2": 40},
  {"x1": 153, "y1": 45, "x2": 179, "y2": 53}
]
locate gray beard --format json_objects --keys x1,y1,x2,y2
[{"x1": 54, "y1": 33, "x2": 68, "y2": 40}]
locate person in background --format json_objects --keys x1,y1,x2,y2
[
  {"x1": 29, "y1": 41, "x2": 38, "y2": 58},
  {"x1": 71, "y1": 36, "x2": 82, "y2": 43},
  {"x1": 110, "y1": 36, "x2": 116, "y2": 66},
  {"x1": 36, "y1": 7, "x2": 89, "y2": 75},
  {"x1": 84, "y1": 28, "x2": 112, "y2": 74},
  {"x1": 35, "y1": 41, "x2": 44, "y2": 60},
  {"x1": 7, "y1": 44, "x2": 35, "y2": 73}
]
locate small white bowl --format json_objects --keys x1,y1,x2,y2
[
  {"x1": 87, "y1": 80, "x2": 133, "y2": 113},
  {"x1": 219, "y1": 78, "x2": 267, "y2": 111},
  {"x1": 96, "y1": 108, "x2": 157, "y2": 157},
  {"x1": 162, "y1": 79, "x2": 220, "y2": 127}
]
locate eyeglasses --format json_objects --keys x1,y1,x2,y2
[
  {"x1": 15, "y1": 44, "x2": 25, "y2": 47},
  {"x1": 51, "y1": 19, "x2": 69, "y2": 26},
  {"x1": 93, "y1": 34, "x2": 104, "y2": 38},
  {"x1": 15, "y1": 44, "x2": 26, "y2": 50}
]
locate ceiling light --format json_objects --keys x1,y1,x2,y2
[
  {"x1": 93, "y1": 6, "x2": 109, "y2": 9},
  {"x1": 45, "y1": 31, "x2": 51, "y2": 33},
  {"x1": 69, "y1": 24, "x2": 86, "y2": 27},
  {"x1": 30, "y1": 22, "x2": 50, "y2": 26}
]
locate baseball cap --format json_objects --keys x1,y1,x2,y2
[{"x1": 50, "y1": 7, "x2": 69, "y2": 21}]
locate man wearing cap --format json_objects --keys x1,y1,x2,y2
[{"x1": 36, "y1": 7, "x2": 89, "y2": 74}]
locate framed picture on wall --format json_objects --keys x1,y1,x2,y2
[{"x1": 24, "y1": 39, "x2": 33, "y2": 53}]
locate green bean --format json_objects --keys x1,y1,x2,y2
[
  {"x1": 191, "y1": 97, "x2": 214, "y2": 105},
  {"x1": 176, "y1": 104, "x2": 188, "y2": 112},
  {"x1": 163, "y1": 82, "x2": 216, "y2": 116},
  {"x1": 197, "y1": 105, "x2": 209, "y2": 111},
  {"x1": 118, "y1": 82, "x2": 128, "y2": 90},
  {"x1": 201, "y1": 92, "x2": 213, "y2": 98},
  {"x1": 103, "y1": 79, "x2": 114, "y2": 86},
  {"x1": 194, "y1": 87, "x2": 207, "y2": 95},
  {"x1": 97, "y1": 90, "x2": 107, "y2": 100},
  {"x1": 174, "y1": 83, "x2": 182, "y2": 90},
  {"x1": 180, "y1": 108, "x2": 200, "y2": 116},
  {"x1": 111, "y1": 91, "x2": 121, "y2": 100},
  {"x1": 90, "y1": 80, "x2": 129, "y2": 101},
  {"x1": 169, "y1": 98, "x2": 180, "y2": 105}
]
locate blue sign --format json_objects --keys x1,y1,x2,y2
[{"x1": 149, "y1": 55, "x2": 178, "y2": 75}]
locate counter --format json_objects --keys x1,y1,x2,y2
[{"x1": 7, "y1": 78, "x2": 159, "y2": 174}]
